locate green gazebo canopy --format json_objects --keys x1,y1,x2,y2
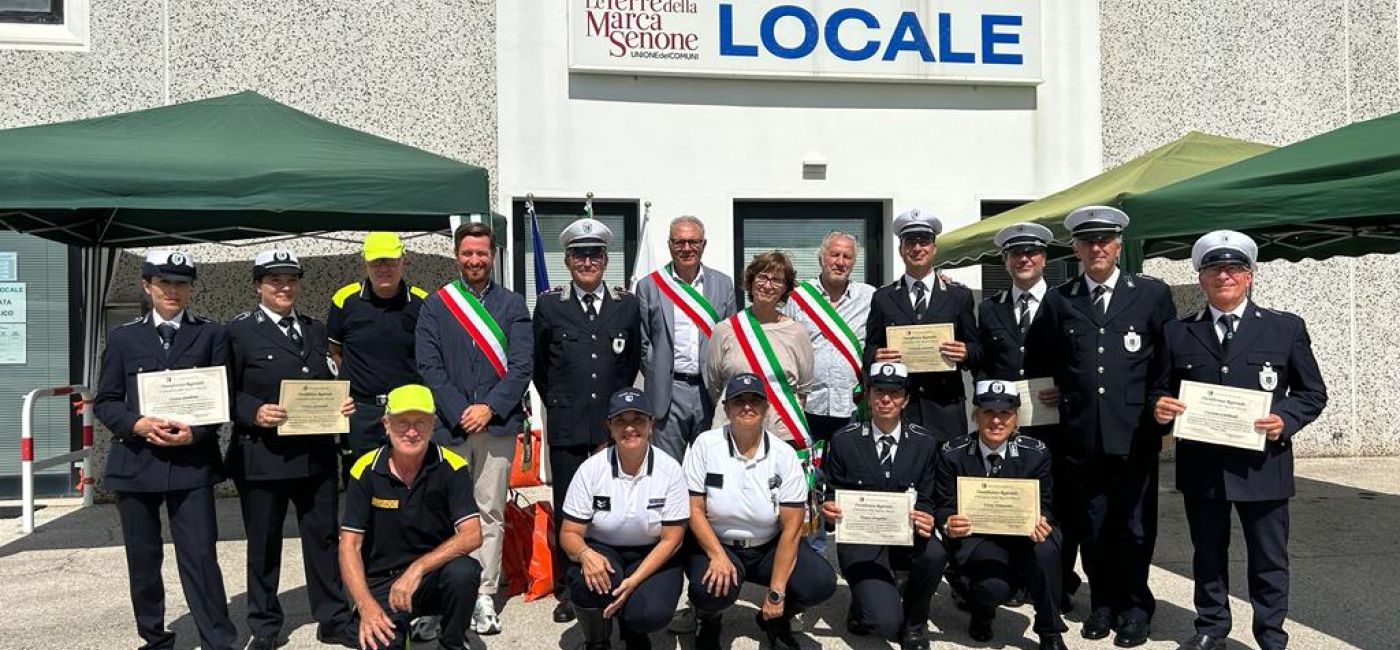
[{"x1": 936, "y1": 132, "x2": 1274, "y2": 268}]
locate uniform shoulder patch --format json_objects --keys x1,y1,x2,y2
[
  {"x1": 441, "y1": 447, "x2": 469, "y2": 471},
  {"x1": 905, "y1": 422, "x2": 934, "y2": 439},
  {"x1": 231, "y1": 311, "x2": 253, "y2": 322},
  {"x1": 1013, "y1": 435, "x2": 1046, "y2": 451},
  {"x1": 942, "y1": 437, "x2": 974, "y2": 455},
  {"x1": 349, "y1": 449, "x2": 380, "y2": 480},
  {"x1": 830, "y1": 422, "x2": 863, "y2": 441},
  {"x1": 332, "y1": 282, "x2": 363, "y2": 309},
  {"x1": 119, "y1": 315, "x2": 144, "y2": 327},
  {"x1": 543, "y1": 285, "x2": 564, "y2": 294},
  {"x1": 613, "y1": 285, "x2": 631, "y2": 295},
  {"x1": 409, "y1": 286, "x2": 429, "y2": 299}
]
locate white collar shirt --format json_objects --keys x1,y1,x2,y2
[
  {"x1": 872, "y1": 421, "x2": 903, "y2": 462},
  {"x1": 978, "y1": 439, "x2": 1010, "y2": 476},
  {"x1": 562, "y1": 446, "x2": 689, "y2": 547},
  {"x1": 1083, "y1": 268, "x2": 1122, "y2": 312},
  {"x1": 1010, "y1": 278, "x2": 1047, "y2": 324},
  {"x1": 782, "y1": 278, "x2": 875, "y2": 417},
  {"x1": 574, "y1": 283, "x2": 606, "y2": 316},
  {"x1": 259, "y1": 304, "x2": 302, "y2": 338},
  {"x1": 151, "y1": 310, "x2": 185, "y2": 331},
  {"x1": 1207, "y1": 302, "x2": 1250, "y2": 343},
  {"x1": 902, "y1": 273, "x2": 938, "y2": 309},
  {"x1": 682, "y1": 426, "x2": 808, "y2": 544},
  {"x1": 671, "y1": 265, "x2": 706, "y2": 375}
]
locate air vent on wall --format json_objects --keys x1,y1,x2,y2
[{"x1": 802, "y1": 161, "x2": 827, "y2": 180}]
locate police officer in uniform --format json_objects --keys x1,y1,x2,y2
[
  {"x1": 327, "y1": 232, "x2": 429, "y2": 485},
  {"x1": 1023, "y1": 206, "x2": 1176, "y2": 647},
  {"x1": 533, "y1": 217, "x2": 643, "y2": 623},
  {"x1": 94, "y1": 250, "x2": 237, "y2": 650},
  {"x1": 935, "y1": 381, "x2": 1070, "y2": 650},
  {"x1": 865, "y1": 209, "x2": 981, "y2": 441},
  {"x1": 1151, "y1": 231, "x2": 1327, "y2": 650},
  {"x1": 821, "y1": 363, "x2": 948, "y2": 650},
  {"x1": 227, "y1": 249, "x2": 356, "y2": 650}
]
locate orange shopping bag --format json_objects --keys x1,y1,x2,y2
[
  {"x1": 509, "y1": 427, "x2": 544, "y2": 489},
  {"x1": 502, "y1": 490, "x2": 556, "y2": 602}
]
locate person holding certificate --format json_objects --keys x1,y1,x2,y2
[
  {"x1": 94, "y1": 250, "x2": 237, "y2": 650},
  {"x1": 1150, "y1": 231, "x2": 1328, "y2": 650},
  {"x1": 934, "y1": 380, "x2": 1068, "y2": 650},
  {"x1": 227, "y1": 249, "x2": 357, "y2": 650},
  {"x1": 680, "y1": 374, "x2": 836, "y2": 650},
  {"x1": 863, "y1": 209, "x2": 981, "y2": 442},
  {"x1": 820, "y1": 362, "x2": 948, "y2": 650}
]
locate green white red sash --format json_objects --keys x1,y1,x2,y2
[
  {"x1": 650, "y1": 263, "x2": 719, "y2": 337},
  {"x1": 437, "y1": 280, "x2": 509, "y2": 378},
  {"x1": 789, "y1": 280, "x2": 865, "y2": 403},
  {"x1": 729, "y1": 310, "x2": 812, "y2": 449}
]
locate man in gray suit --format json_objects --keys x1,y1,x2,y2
[{"x1": 634, "y1": 215, "x2": 737, "y2": 462}]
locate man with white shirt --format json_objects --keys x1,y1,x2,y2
[
  {"x1": 1023, "y1": 207, "x2": 1176, "y2": 648},
  {"x1": 634, "y1": 216, "x2": 738, "y2": 462}
]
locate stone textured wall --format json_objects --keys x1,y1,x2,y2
[{"x1": 1103, "y1": 0, "x2": 1400, "y2": 456}]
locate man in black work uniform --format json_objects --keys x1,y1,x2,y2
[
  {"x1": 1024, "y1": 206, "x2": 1177, "y2": 648},
  {"x1": 1151, "y1": 231, "x2": 1327, "y2": 650},
  {"x1": 820, "y1": 362, "x2": 948, "y2": 650},
  {"x1": 935, "y1": 380, "x2": 1069, "y2": 650},
  {"x1": 227, "y1": 249, "x2": 356, "y2": 650},
  {"x1": 94, "y1": 250, "x2": 237, "y2": 650},
  {"x1": 532, "y1": 217, "x2": 643, "y2": 623},
  {"x1": 864, "y1": 209, "x2": 981, "y2": 442},
  {"x1": 327, "y1": 231, "x2": 429, "y2": 485}
]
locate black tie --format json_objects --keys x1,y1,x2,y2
[
  {"x1": 1017, "y1": 293, "x2": 1032, "y2": 334},
  {"x1": 987, "y1": 452, "x2": 1003, "y2": 477},
  {"x1": 1092, "y1": 285, "x2": 1108, "y2": 317},
  {"x1": 583, "y1": 293, "x2": 598, "y2": 322},
  {"x1": 279, "y1": 316, "x2": 304, "y2": 352},
  {"x1": 1218, "y1": 313, "x2": 1239, "y2": 353},
  {"x1": 156, "y1": 323, "x2": 176, "y2": 353},
  {"x1": 912, "y1": 281, "x2": 927, "y2": 320},
  {"x1": 878, "y1": 435, "x2": 894, "y2": 476}
]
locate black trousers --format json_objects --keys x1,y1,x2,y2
[
  {"x1": 1185, "y1": 497, "x2": 1290, "y2": 650},
  {"x1": 683, "y1": 537, "x2": 837, "y2": 615},
  {"x1": 341, "y1": 402, "x2": 388, "y2": 486},
  {"x1": 1060, "y1": 452, "x2": 1159, "y2": 623},
  {"x1": 550, "y1": 443, "x2": 595, "y2": 601},
  {"x1": 359, "y1": 556, "x2": 483, "y2": 650},
  {"x1": 116, "y1": 487, "x2": 237, "y2": 650},
  {"x1": 803, "y1": 412, "x2": 852, "y2": 447},
  {"x1": 567, "y1": 542, "x2": 684, "y2": 634},
  {"x1": 235, "y1": 475, "x2": 351, "y2": 639},
  {"x1": 837, "y1": 534, "x2": 948, "y2": 640},
  {"x1": 950, "y1": 531, "x2": 1069, "y2": 636},
  {"x1": 904, "y1": 396, "x2": 969, "y2": 442},
  {"x1": 1048, "y1": 447, "x2": 1084, "y2": 599}
]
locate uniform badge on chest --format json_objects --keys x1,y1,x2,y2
[
  {"x1": 1123, "y1": 327, "x2": 1141, "y2": 353},
  {"x1": 1259, "y1": 363, "x2": 1278, "y2": 391},
  {"x1": 593, "y1": 496, "x2": 611, "y2": 511},
  {"x1": 613, "y1": 335, "x2": 626, "y2": 354}
]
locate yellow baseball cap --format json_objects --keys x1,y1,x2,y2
[
  {"x1": 363, "y1": 232, "x2": 404, "y2": 261},
  {"x1": 385, "y1": 384, "x2": 435, "y2": 415}
]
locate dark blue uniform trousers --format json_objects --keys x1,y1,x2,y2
[
  {"x1": 1062, "y1": 452, "x2": 1159, "y2": 623},
  {"x1": 683, "y1": 537, "x2": 837, "y2": 614},
  {"x1": 1185, "y1": 497, "x2": 1290, "y2": 650},
  {"x1": 951, "y1": 531, "x2": 1070, "y2": 636},
  {"x1": 116, "y1": 486, "x2": 237, "y2": 650},
  {"x1": 361, "y1": 556, "x2": 482, "y2": 650},
  {"x1": 568, "y1": 543, "x2": 684, "y2": 635},
  {"x1": 839, "y1": 534, "x2": 949, "y2": 639}
]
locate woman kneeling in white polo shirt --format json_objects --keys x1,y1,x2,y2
[
  {"x1": 560, "y1": 387, "x2": 689, "y2": 650},
  {"x1": 682, "y1": 373, "x2": 838, "y2": 650}
]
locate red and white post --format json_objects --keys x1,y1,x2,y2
[{"x1": 20, "y1": 385, "x2": 94, "y2": 535}]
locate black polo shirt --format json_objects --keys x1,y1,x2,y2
[
  {"x1": 341, "y1": 442, "x2": 479, "y2": 576},
  {"x1": 326, "y1": 279, "x2": 426, "y2": 399}
]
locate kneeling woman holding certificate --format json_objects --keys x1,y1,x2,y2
[
  {"x1": 680, "y1": 374, "x2": 837, "y2": 650},
  {"x1": 559, "y1": 387, "x2": 690, "y2": 650},
  {"x1": 820, "y1": 362, "x2": 948, "y2": 650},
  {"x1": 933, "y1": 380, "x2": 1068, "y2": 650}
]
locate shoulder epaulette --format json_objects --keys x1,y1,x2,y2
[
  {"x1": 118, "y1": 316, "x2": 144, "y2": 327},
  {"x1": 409, "y1": 286, "x2": 428, "y2": 299},
  {"x1": 1013, "y1": 435, "x2": 1046, "y2": 452},
  {"x1": 543, "y1": 285, "x2": 564, "y2": 294},
  {"x1": 186, "y1": 313, "x2": 211, "y2": 324},
  {"x1": 613, "y1": 285, "x2": 632, "y2": 296},
  {"x1": 231, "y1": 311, "x2": 253, "y2": 322},
  {"x1": 942, "y1": 437, "x2": 975, "y2": 455},
  {"x1": 905, "y1": 422, "x2": 934, "y2": 439},
  {"x1": 332, "y1": 282, "x2": 362, "y2": 309},
  {"x1": 830, "y1": 422, "x2": 864, "y2": 441}
]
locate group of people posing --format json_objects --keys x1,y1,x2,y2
[{"x1": 95, "y1": 205, "x2": 1327, "y2": 650}]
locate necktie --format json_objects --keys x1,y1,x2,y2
[
  {"x1": 1092, "y1": 285, "x2": 1108, "y2": 317},
  {"x1": 878, "y1": 435, "x2": 894, "y2": 476},
  {"x1": 912, "y1": 281, "x2": 927, "y2": 320},
  {"x1": 156, "y1": 323, "x2": 176, "y2": 353},
  {"x1": 1017, "y1": 293, "x2": 1032, "y2": 334},
  {"x1": 279, "y1": 316, "x2": 304, "y2": 352},
  {"x1": 583, "y1": 293, "x2": 598, "y2": 322},
  {"x1": 986, "y1": 452, "x2": 1003, "y2": 477},
  {"x1": 1218, "y1": 313, "x2": 1239, "y2": 352}
]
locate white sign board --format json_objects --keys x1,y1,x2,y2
[
  {"x1": 0, "y1": 283, "x2": 25, "y2": 323},
  {"x1": 0, "y1": 252, "x2": 15, "y2": 282},
  {"x1": 0, "y1": 324, "x2": 25, "y2": 364},
  {"x1": 569, "y1": 0, "x2": 1041, "y2": 85}
]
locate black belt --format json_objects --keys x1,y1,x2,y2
[
  {"x1": 724, "y1": 536, "x2": 774, "y2": 549},
  {"x1": 353, "y1": 394, "x2": 388, "y2": 407},
  {"x1": 672, "y1": 372, "x2": 703, "y2": 385}
]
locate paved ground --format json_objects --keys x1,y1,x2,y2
[{"x1": 3, "y1": 457, "x2": 1398, "y2": 650}]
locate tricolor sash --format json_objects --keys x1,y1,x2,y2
[
  {"x1": 789, "y1": 280, "x2": 865, "y2": 403},
  {"x1": 729, "y1": 310, "x2": 812, "y2": 449},
  {"x1": 437, "y1": 280, "x2": 509, "y2": 378},
  {"x1": 650, "y1": 263, "x2": 719, "y2": 337}
]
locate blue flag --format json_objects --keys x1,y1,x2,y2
[{"x1": 528, "y1": 200, "x2": 550, "y2": 295}]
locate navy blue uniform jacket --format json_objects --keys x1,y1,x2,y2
[
  {"x1": 95, "y1": 312, "x2": 229, "y2": 493},
  {"x1": 932, "y1": 433, "x2": 1055, "y2": 531}
]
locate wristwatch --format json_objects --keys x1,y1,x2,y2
[{"x1": 766, "y1": 589, "x2": 785, "y2": 604}]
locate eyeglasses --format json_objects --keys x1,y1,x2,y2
[
  {"x1": 669, "y1": 238, "x2": 706, "y2": 249},
  {"x1": 753, "y1": 273, "x2": 786, "y2": 288},
  {"x1": 387, "y1": 418, "x2": 434, "y2": 434},
  {"x1": 1202, "y1": 264, "x2": 1251, "y2": 277},
  {"x1": 568, "y1": 248, "x2": 606, "y2": 260},
  {"x1": 900, "y1": 235, "x2": 935, "y2": 246}
]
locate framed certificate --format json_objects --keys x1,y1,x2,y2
[
  {"x1": 1172, "y1": 380, "x2": 1272, "y2": 452},
  {"x1": 957, "y1": 476, "x2": 1040, "y2": 537},
  {"x1": 1014, "y1": 377, "x2": 1060, "y2": 426},
  {"x1": 885, "y1": 323, "x2": 956, "y2": 373},
  {"x1": 834, "y1": 489, "x2": 915, "y2": 546},
  {"x1": 278, "y1": 380, "x2": 350, "y2": 436},
  {"x1": 135, "y1": 366, "x2": 230, "y2": 427}
]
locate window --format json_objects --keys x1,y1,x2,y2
[
  {"x1": 510, "y1": 199, "x2": 638, "y2": 312},
  {"x1": 734, "y1": 201, "x2": 885, "y2": 308},
  {"x1": 0, "y1": 0, "x2": 87, "y2": 50},
  {"x1": 979, "y1": 200, "x2": 1073, "y2": 293}
]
